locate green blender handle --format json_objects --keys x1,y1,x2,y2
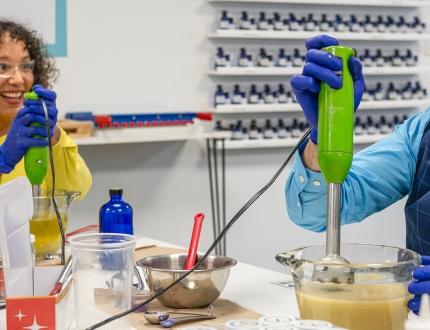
[
  {"x1": 317, "y1": 46, "x2": 355, "y2": 183},
  {"x1": 24, "y1": 91, "x2": 48, "y2": 186}
]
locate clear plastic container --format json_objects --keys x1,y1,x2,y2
[
  {"x1": 276, "y1": 243, "x2": 420, "y2": 330},
  {"x1": 69, "y1": 233, "x2": 136, "y2": 329}
]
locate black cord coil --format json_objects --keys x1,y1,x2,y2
[{"x1": 41, "y1": 100, "x2": 66, "y2": 265}]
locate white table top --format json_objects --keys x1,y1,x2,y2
[{"x1": 0, "y1": 237, "x2": 299, "y2": 328}]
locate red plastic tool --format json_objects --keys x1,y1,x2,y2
[
  {"x1": 49, "y1": 256, "x2": 72, "y2": 295},
  {"x1": 184, "y1": 213, "x2": 205, "y2": 270}
]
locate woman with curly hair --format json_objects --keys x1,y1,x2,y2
[{"x1": 0, "y1": 19, "x2": 91, "y2": 198}]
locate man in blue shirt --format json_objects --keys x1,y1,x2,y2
[{"x1": 286, "y1": 34, "x2": 430, "y2": 313}]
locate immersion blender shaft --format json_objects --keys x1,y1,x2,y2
[{"x1": 326, "y1": 183, "x2": 341, "y2": 256}]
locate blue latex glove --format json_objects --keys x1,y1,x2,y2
[
  {"x1": 0, "y1": 105, "x2": 48, "y2": 173},
  {"x1": 290, "y1": 35, "x2": 365, "y2": 143},
  {"x1": 408, "y1": 256, "x2": 430, "y2": 314},
  {"x1": 24, "y1": 84, "x2": 58, "y2": 135}
]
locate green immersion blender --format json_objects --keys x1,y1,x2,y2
[
  {"x1": 313, "y1": 46, "x2": 355, "y2": 284},
  {"x1": 24, "y1": 91, "x2": 48, "y2": 219}
]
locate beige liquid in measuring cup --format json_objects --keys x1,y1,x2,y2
[{"x1": 296, "y1": 274, "x2": 410, "y2": 330}]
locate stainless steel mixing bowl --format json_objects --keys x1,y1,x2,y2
[{"x1": 136, "y1": 253, "x2": 237, "y2": 308}]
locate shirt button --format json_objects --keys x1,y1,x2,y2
[
  {"x1": 299, "y1": 176, "x2": 305, "y2": 183},
  {"x1": 296, "y1": 201, "x2": 300, "y2": 207},
  {"x1": 312, "y1": 180, "x2": 321, "y2": 187}
]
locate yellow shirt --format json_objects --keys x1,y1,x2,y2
[{"x1": 0, "y1": 128, "x2": 92, "y2": 199}]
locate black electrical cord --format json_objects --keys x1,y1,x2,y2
[
  {"x1": 41, "y1": 100, "x2": 66, "y2": 265},
  {"x1": 85, "y1": 128, "x2": 311, "y2": 330}
]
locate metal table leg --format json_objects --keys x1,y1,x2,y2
[{"x1": 206, "y1": 138, "x2": 226, "y2": 256}]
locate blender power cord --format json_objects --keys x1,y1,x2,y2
[
  {"x1": 85, "y1": 128, "x2": 311, "y2": 330},
  {"x1": 41, "y1": 99, "x2": 66, "y2": 265}
]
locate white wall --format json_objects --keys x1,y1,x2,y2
[
  {"x1": 6, "y1": 0, "x2": 414, "y2": 272},
  {"x1": 55, "y1": 0, "x2": 213, "y2": 112}
]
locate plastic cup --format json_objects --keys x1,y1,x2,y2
[{"x1": 69, "y1": 233, "x2": 136, "y2": 329}]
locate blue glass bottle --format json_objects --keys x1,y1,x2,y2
[{"x1": 99, "y1": 189, "x2": 133, "y2": 234}]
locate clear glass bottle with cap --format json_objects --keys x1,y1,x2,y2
[{"x1": 99, "y1": 188, "x2": 133, "y2": 235}]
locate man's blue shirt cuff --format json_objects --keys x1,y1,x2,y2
[{"x1": 292, "y1": 141, "x2": 327, "y2": 194}]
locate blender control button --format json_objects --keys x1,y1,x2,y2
[
  {"x1": 312, "y1": 180, "x2": 321, "y2": 187},
  {"x1": 299, "y1": 176, "x2": 305, "y2": 183}
]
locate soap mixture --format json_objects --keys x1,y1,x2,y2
[
  {"x1": 296, "y1": 274, "x2": 410, "y2": 330},
  {"x1": 30, "y1": 215, "x2": 68, "y2": 258}
]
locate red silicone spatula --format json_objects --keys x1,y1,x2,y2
[{"x1": 184, "y1": 213, "x2": 205, "y2": 270}]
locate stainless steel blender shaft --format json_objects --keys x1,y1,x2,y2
[
  {"x1": 32, "y1": 184, "x2": 41, "y2": 216},
  {"x1": 32, "y1": 185, "x2": 41, "y2": 198},
  {"x1": 312, "y1": 182, "x2": 353, "y2": 283},
  {"x1": 326, "y1": 183, "x2": 341, "y2": 256}
]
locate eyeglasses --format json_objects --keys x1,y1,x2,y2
[{"x1": 0, "y1": 60, "x2": 35, "y2": 79}]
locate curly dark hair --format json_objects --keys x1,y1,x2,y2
[{"x1": 0, "y1": 19, "x2": 59, "y2": 88}]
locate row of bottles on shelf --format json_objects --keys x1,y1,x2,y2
[
  {"x1": 214, "y1": 47, "x2": 418, "y2": 69},
  {"x1": 359, "y1": 49, "x2": 417, "y2": 68},
  {"x1": 214, "y1": 81, "x2": 427, "y2": 107},
  {"x1": 219, "y1": 11, "x2": 426, "y2": 34},
  {"x1": 363, "y1": 81, "x2": 427, "y2": 101},
  {"x1": 215, "y1": 47, "x2": 303, "y2": 68},
  {"x1": 215, "y1": 115, "x2": 409, "y2": 141},
  {"x1": 215, "y1": 84, "x2": 296, "y2": 107}
]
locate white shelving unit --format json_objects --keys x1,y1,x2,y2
[
  {"x1": 211, "y1": 99, "x2": 430, "y2": 114},
  {"x1": 208, "y1": 0, "x2": 429, "y2": 148},
  {"x1": 209, "y1": 66, "x2": 430, "y2": 77},
  {"x1": 209, "y1": 0, "x2": 430, "y2": 7},
  {"x1": 73, "y1": 125, "x2": 230, "y2": 146},
  {"x1": 209, "y1": 30, "x2": 430, "y2": 41},
  {"x1": 222, "y1": 133, "x2": 389, "y2": 149}
]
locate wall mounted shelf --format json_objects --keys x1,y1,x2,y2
[
  {"x1": 222, "y1": 133, "x2": 389, "y2": 149},
  {"x1": 209, "y1": 0, "x2": 429, "y2": 7},
  {"x1": 209, "y1": 66, "x2": 430, "y2": 77},
  {"x1": 209, "y1": 30, "x2": 430, "y2": 41},
  {"x1": 73, "y1": 125, "x2": 230, "y2": 146},
  {"x1": 211, "y1": 99, "x2": 430, "y2": 114}
]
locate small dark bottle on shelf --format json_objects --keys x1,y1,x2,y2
[
  {"x1": 320, "y1": 14, "x2": 331, "y2": 32},
  {"x1": 99, "y1": 189, "x2": 134, "y2": 235}
]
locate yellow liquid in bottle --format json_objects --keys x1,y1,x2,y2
[
  {"x1": 296, "y1": 278, "x2": 410, "y2": 330},
  {"x1": 29, "y1": 216, "x2": 68, "y2": 257}
]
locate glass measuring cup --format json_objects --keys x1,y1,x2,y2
[
  {"x1": 276, "y1": 243, "x2": 420, "y2": 330},
  {"x1": 30, "y1": 190, "x2": 79, "y2": 260},
  {"x1": 69, "y1": 233, "x2": 136, "y2": 329}
]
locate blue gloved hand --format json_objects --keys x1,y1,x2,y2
[
  {"x1": 290, "y1": 35, "x2": 365, "y2": 144},
  {"x1": 23, "y1": 84, "x2": 58, "y2": 135},
  {"x1": 0, "y1": 105, "x2": 48, "y2": 173},
  {"x1": 408, "y1": 256, "x2": 430, "y2": 314}
]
